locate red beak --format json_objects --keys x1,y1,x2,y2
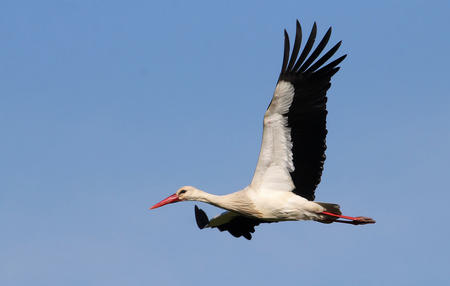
[{"x1": 150, "y1": 193, "x2": 181, "y2": 210}]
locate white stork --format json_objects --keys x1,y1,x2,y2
[{"x1": 151, "y1": 20, "x2": 375, "y2": 240}]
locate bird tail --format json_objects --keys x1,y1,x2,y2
[{"x1": 315, "y1": 202, "x2": 341, "y2": 224}]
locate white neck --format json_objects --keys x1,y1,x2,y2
[
  {"x1": 190, "y1": 189, "x2": 260, "y2": 217},
  {"x1": 193, "y1": 191, "x2": 230, "y2": 208}
]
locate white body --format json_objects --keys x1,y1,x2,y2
[
  {"x1": 246, "y1": 188, "x2": 325, "y2": 221},
  {"x1": 176, "y1": 80, "x2": 328, "y2": 225},
  {"x1": 180, "y1": 185, "x2": 327, "y2": 227}
]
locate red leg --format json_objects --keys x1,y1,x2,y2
[{"x1": 322, "y1": 211, "x2": 376, "y2": 225}]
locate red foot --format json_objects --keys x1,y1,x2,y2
[{"x1": 322, "y1": 211, "x2": 376, "y2": 225}]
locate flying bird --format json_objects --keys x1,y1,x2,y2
[{"x1": 151, "y1": 20, "x2": 375, "y2": 240}]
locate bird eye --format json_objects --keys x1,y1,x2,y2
[{"x1": 179, "y1": 190, "x2": 187, "y2": 195}]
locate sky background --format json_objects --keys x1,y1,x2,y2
[{"x1": 1, "y1": 1, "x2": 450, "y2": 285}]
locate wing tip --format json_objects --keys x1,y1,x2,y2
[{"x1": 194, "y1": 205, "x2": 209, "y2": 229}]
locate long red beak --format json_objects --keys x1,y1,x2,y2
[{"x1": 150, "y1": 194, "x2": 181, "y2": 210}]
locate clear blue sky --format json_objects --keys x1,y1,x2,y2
[{"x1": 1, "y1": 1, "x2": 449, "y2": 285}]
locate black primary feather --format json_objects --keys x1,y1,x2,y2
[
  {"x1": 194, "y1": 206, "x2": 263, "y2": 240},
  {"x1": 194, "y1": 205, "x2": 209, "y2": 229},
  {"x1": 292, "y1": 22, "x2": 317, "y2": 72},
  {"x1": 277, "y1": 21, "x2": 346, "y2": 201},
  {"x1": 216, "y1": 216, "x2": 261, "y2": 240},
  {"x1": 286, "y1": 20, "x2": 302, "y2": 71}
]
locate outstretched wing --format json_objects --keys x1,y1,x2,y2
[
  {"x1": 194, "y1": 206, "x2": 262, "y2": 240},
  {"x1": 250, "y1": 21, "x2": 346, "y2": 201}
]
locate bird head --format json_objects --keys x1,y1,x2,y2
[{"x1": 150, "y1": 186, "x2": 200, "y2": 209}]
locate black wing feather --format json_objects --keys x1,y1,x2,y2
[
  {"x1": 292, "y1": 22, "x2": 317, "y2": 71},
  {"x1": 194, "y1": 205, "x2": 262, "y2": 240},
  {"x1": 277, "y1": 21, "x2": 346, "y2": 201},
  {"x1": 286, "y1": 20, "x2": 302, "y2": 71},
  {"x1": 216, "y1": 216, "x2": 260, "y2": 240},
  {"x1": 307, "y1": 41, "x2": 342, "y2": 73},
  {"x1": 298, "y1": 27, "x2": 332, "y2": 72},
  {"x1": 316, "y1": 54, "x2": 347, "y2": 75},
  {"x1": 194, "y1": 205, "x2": 209, "y2": 229},
  {"x1": 280, "y1": 30, "x2": 290, "y2": 75}
]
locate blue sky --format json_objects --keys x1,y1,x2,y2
[{"x1": 1, "y1": 0, "x2": 449, "y2": 285}]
